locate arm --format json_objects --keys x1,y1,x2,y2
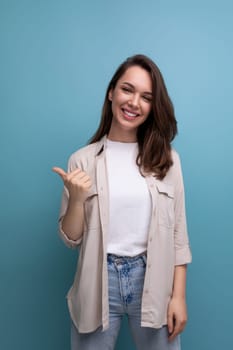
[
  {"x1": 167, "y1": 152, "x2": 191, "y2": 340},
  {"x1": 167, "y1": 265, "x2": 188, "y2": 341},
  {"x1": 53, "y1": 166, "x2": 91, "y2": 242},
  {"x1": 61, "y1": 197, "x2": 85, "y2": 241}
]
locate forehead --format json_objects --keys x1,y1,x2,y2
[{"x1": 117, "y1": 65, "x2": 152, "y2": 91}]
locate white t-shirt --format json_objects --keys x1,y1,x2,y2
[{"x1": 106, "y1": 138, "x2": 151, "y2": 257}]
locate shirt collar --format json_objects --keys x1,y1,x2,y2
[{"x1": 94, "y1": 135, "x2": 107, "y2": 156}]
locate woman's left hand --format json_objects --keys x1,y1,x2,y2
[{"x1": 167, "y1": 296, "x2": 187, "y2": 341}]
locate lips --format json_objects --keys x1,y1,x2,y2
[{"x1": 122, "y1": 108, "x2": 139, "y2": 120}]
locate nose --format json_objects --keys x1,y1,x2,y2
[{"x1": 128, "y1": 93, "x2": 140, "y2": 108}]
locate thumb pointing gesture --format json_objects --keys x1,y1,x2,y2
[
  {"x1": 52, "y1": 166, "x2": 92, "y2": 204},
  {"x1": 52, "y1": 167, "x2": 67, "y2": 181}
]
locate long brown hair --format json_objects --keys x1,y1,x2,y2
[{"x1": 89, "y1": 54, "x2": 177, "y2": 180}]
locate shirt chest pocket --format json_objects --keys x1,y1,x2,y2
[
  {"x1": 84, "y1": 185, "x2": 101, "y2": 230},
  {"x1": 156, "y1": 182, "x2": 175, "y2": 229}
]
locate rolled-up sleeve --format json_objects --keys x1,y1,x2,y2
[{"x1": 173, "y1": 152, "x2": 192, "y2": 265}]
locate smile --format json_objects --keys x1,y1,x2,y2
[{"x1": 122, "y1": 108, "x2": 139, "y2": 119}]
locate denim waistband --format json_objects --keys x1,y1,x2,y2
[{"x1": 107, "y1": 251, "x2": 147, "y2": 266}]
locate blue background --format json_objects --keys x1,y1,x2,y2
[{"x1": 1, "y1": 0, "x2": 233, "y2": 349}]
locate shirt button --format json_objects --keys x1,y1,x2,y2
[
  {"x1": 149, "y1": 237, "x2": 152, "y2": 242},
  {"x1": 145, "y1": 289, "x2": 149, "y2": 294}
]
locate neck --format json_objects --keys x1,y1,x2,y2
[{"x1": 108, "y1": 125, "x2": 137, "y2": 143}]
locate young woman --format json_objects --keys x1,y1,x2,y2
[{"x1": 53, "y1": 54, "x2": 192, "y2": 350}]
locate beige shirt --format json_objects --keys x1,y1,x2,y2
[{"x1": 59, "y1": 135, "x2": 192, "y2": 333}]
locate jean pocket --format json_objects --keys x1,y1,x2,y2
[{"x1": 140, "y1": 254, "x2": 147, "y2": 268}]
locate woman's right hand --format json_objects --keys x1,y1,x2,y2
[{"x1": 52, "y1": 167, "x2": 92, "y2": 204}]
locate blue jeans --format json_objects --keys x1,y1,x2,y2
[{"x1": 71, "y1": 253, "x2": 181, "y2": 350}]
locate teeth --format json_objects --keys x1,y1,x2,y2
[{"x1": 124, "y1": 110, "x2": 137, "y2": 117}]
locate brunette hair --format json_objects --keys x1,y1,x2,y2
[{"x1": 89, "y1": 54, "x2": 177, "y2": 179}]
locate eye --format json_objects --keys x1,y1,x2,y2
[
  {"x1": 142, "y1": 95, "x2": 152, "y2": 103},
  {"x1": 121, "y1": 86, "x2": 132, "y2": 93}
]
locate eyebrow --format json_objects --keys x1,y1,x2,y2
[{"x1": 121, "y1": 82, "x2": 152, "y2": 95}]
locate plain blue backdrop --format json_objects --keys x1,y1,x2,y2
[{"x1": 1, "y1": 0, "x2": 233, "y2": 349}]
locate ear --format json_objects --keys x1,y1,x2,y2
[{"x1": 108, "y1": 89, "x2": 113, "y2": 101}]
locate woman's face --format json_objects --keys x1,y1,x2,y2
[{"x1": 108, "y1": 65, "x2": 152, "y2": 141}]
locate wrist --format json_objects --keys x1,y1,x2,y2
[
  {"x1": 69, "y1": 197, "x2": 85, "y2": 207},
  {"x1": 171, "y1": 294, "x2": 186, "y2": 300}
]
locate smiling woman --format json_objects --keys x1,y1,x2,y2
[
  {"x1": 108, "y1": 65, "x2": 152, "y2": 139},
  {"x1": 53, "y1": 54, "x2": 192, "y2": 350},
  {"x1": 90, "y1": 54, "x2": 178, "y2": 180}
]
